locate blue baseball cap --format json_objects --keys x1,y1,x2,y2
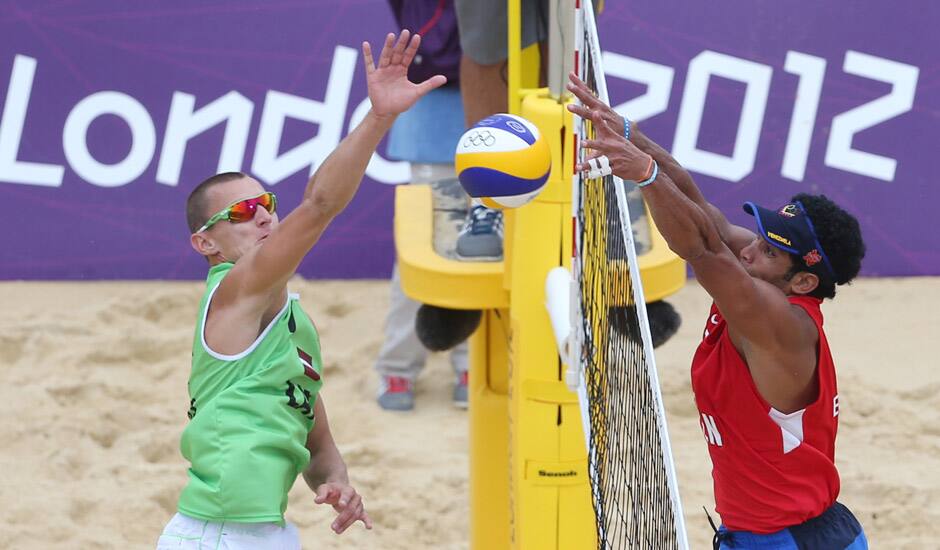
[{"x1": 743, "y1": 200, "x2": 836, "y2": 280}]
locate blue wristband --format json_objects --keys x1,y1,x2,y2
[
  {"x1": 623, "y1": 117, "x2": 632, "y2": 141},
  {"x1": 637, "y1": 159, "x2": 659, "y2": 187}
]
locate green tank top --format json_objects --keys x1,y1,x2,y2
[{"x1": 177, "y1": 262, "x2": 323, "y2": 524}]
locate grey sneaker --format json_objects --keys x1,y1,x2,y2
[
  {"x1": 456, "y1": 205, "x2": 503, "y2": 261},
  {"x1": 453, "y1": 371, "x2": 468, "y2": 409},
  {"x1": 377, "y1": 375, "x2": 414, "y2": 411}
]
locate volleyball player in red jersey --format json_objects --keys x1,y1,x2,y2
[{"x1": 567, "y1": 73, "x2": 868, "y2": 549}]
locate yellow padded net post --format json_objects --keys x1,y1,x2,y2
[{"x1": 395, "y1": 1, "x2": 686, "y2": 548}]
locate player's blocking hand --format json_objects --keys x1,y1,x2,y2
[
  {"x1": 566, "y1": 71, "x2": 628, "y2": 137},
  {"x1": 314, "y1": 481, "x2": 373, "y2": 534},
  {"x1": 361, "y1": 30, "x2": 447, "y2": 121},
  {"x1": 577, "y1": 108, "x2": 652, "y2": 183}
]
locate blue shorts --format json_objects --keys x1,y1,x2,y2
[
  {"x1": 715, "y1": 502, "x2": 867, "y2": 550},
  {"x1": 387, "y1": 86, "x2": 465, "y2": 164}
]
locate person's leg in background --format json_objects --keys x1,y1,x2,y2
[
  {"x1": 375, "y1": 262, "x2": 428, "y2": 411},
  {"x1": 454, "y1": 0, "x2": 548, "y2": 123},
  {"x1": 374, "y1": 85, "x2": 471, "y2": 411},
  {"x1": 375, "y1": 165, "x2": 470, "y2": 411},
  {"x1": 449, "y1": 335, "x2": 469, "y2": 408},
  {"x1": 453, "y1": 0, "x2": 549, "y2": 260},
  {"x1": 458, "y1": 57, "x2": 510, "y2": 131}
]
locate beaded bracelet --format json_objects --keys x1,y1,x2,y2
[{"x1": 623, "y1": 117, "x2": 632, "y2": 141}]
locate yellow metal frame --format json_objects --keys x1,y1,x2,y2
[
  {"x1": 393, "y1": 1, "x2": 685, "y2": 548},
  {"x1": 395, "y1": 185, "x2": 508, "y2": 310}
]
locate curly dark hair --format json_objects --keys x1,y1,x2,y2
[{"x1": 783, "y1": 193, "x2": 866, "y2": 299}]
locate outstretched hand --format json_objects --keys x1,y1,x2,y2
[
  {"x1": 566, "y1": 72, "x2": 652, "y2": 182},
  {"x1": 566, "y1": 72, "x2": 627, "y2": 137},
  {"x1": 361, "y1": 30, "x2": 447, "y2": 120},
  {"x1": 314, "y1": 481, "x2": 373, "y2": 534}
]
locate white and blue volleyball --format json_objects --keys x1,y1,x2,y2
[{"x1": 454, "y1": 113, "x2": 551, "y2": 209}]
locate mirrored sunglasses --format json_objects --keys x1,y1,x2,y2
[{"x1": 196, "y1": 192, "x2": 277, "y2": 233}]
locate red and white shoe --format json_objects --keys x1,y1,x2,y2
[
  {"x1": 453, "y1": 371, "x2": 468, "y2": 410},
  {"x1": 377, "y1": 375, "x2": 414, "y2": 411}
]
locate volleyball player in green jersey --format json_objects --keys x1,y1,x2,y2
[{"x1": 156, "y1": 30, "x2": 447, "y2": 549}]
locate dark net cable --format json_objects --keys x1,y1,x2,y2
[{"x1": 574, "y1": 4, "x2": 686, "y2": 549}]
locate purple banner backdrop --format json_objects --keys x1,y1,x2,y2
[{"x1": 1, "y1": 1, "x2": 937, "y2": 279}]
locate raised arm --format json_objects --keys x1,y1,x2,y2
[
  {"x1": 230, "y1": 31, "x2": 446, "y2": 303},
  {"x1": 569, "y1": 86, "x2": 803, "y2": 354},
  {"x1": 566, "y1": 73, "x2": 754, "y2": 256}
]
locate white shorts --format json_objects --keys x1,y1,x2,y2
[{"x1": 156, "y1": 512, "x2": 301, "y2": 550}]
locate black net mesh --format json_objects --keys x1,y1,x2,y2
[{"x1": 573, "y1": 5, "x2": 684, "y2": 549}]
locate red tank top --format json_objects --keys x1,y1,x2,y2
[{"x1": 691, "y1": 296, "x2": 841, "y2": 533}]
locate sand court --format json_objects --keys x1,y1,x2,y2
[{"x1": 0, "y1": 276, "x2": 936, "y2": 548}]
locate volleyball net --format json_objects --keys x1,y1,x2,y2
[{"x1": 569, "y1": 2, "x2": 688, "y2": 547}]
